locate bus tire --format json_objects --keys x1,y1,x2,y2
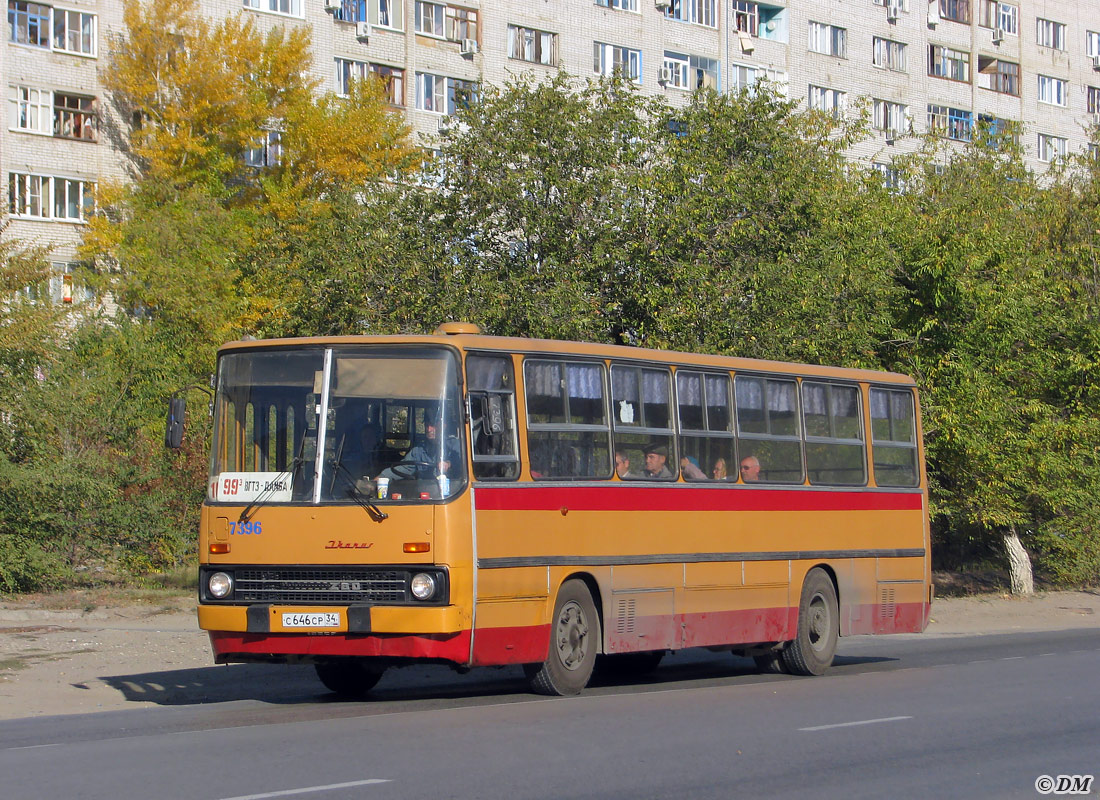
[
  {"x1": 782, "y1": 568, "x2": 839, "y2": 676},
  {"x1": 314, "y1": 659, "x2": 386, "y2": 698},
  {"x1": 753, "y1": 651, "x2": 788, "y2": 674},
  {"x1": 525, "y1": 580, "x2": 600, "y2": 696}
]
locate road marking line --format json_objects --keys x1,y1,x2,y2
[
  {"x1": 216, "y1": 779, "x2": 391, "y2": 800},
  {"x1": 799, "y1": 715, "x2": 912, "y2": 732}
]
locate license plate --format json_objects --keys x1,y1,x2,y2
[{"x1": 282, "y1": 612, "x2": 341, "y2": 629}]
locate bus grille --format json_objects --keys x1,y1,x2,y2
[{"x1": 233, "y1": 568, "x2": 408, "y2": 603}]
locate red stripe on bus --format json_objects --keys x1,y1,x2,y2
[
  {"x1": 208, "y1": 630, "x2": 471, "y2": 663},
  {"x1": 474, "y1": 485, "x2": 923, "y2": 513}
]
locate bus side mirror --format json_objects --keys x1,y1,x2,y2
[{"x1": 165, "y1": 397, "x2": 186, "y2": 449}]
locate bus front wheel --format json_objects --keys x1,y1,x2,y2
[
  {"x1": 314, "y1": 659, "x2": 386, "y2": 698},
  {"x1": 525, "y1": 580, "x2": 600, "y2": 696},
  {"x1": 781, "y1": 569, "x2": 839, "y2": 676}
]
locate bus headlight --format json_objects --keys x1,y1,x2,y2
[
  {"x1": 208, "y1": 571, "x2": 233, "y2": 599},
  {"x1": 410, "y1": 573, "x2": 437, "y2": 600}
]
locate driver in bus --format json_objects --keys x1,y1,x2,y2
[{"x1": 383, "y1": 420, "x2": 461, "y2": 479}]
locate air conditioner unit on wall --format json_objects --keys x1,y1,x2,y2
[
  {"x1": 355, "y1": 21, "x2": 371, "y2": 41},
  {"x1": 460, "y1": 38, "x2": 478, "y2": 56},
  {"x1": 886, "y1": 2, "x2": 899, "y2": 22},
  {"x1": 658, "y1": 65, "x2": 673, "y2": 84},
  {"x1": 926, "y1": 3, "x2": 940, "y2": 28},
  {"x1": 654, "y1": 0, "x2": 670, "y2": 9},
  {"x1": 992, "y1": 27, "x2": 1004, "y2": 45},
  {"x1": 324, "y1": 0, "x2": 341, "y2": 11}
]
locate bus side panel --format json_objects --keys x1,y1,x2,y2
[
  {"x1": 607, "y1": 564, "x2": 679, "y2": 653},
  {"x1": 472, "y1": 566, "x2": 551, "y2": 666}
]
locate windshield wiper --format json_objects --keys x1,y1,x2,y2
[
  {"x1": 238, "y1": 437, "x2": 306, "y2": 524},
  {"x1": 330, "y1": 459, "x2": 389, "y2": 523}
]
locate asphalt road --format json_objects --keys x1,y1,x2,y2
[{"x1": 2, "y1": 629, "x2": 1098, "y2": 800}]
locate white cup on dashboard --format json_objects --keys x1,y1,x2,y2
[{"x1": 376, "y1": 477, "x2": 389, "y2": 499}]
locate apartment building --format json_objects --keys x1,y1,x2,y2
[{"x1": 6, "y1": 0, "x2": 1100, "y2": 274}]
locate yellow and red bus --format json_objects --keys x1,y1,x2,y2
[{"x1": 173, "y1": 323, "x2": 930, "y2": 696}]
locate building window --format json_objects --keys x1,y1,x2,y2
[
  {"x1": 508, "y1": 25, "x2": 557, "y2": 66},
  {"x1": 872, "y1": 37, "x2": 906, "y2": 72},
  {"x1": 414, "y1": 1, "x2": 474, "y2": 39},
  {"x1": 928, "y1": 104, "x2": 972, "y2": 141},
  {"x1": 929, "y1": 44, "x2": 970, "y2": 82},
  {"x1": 730, "y1": 62, "x2": 786, "y2": 94},
  {"x1": 10, "y1": 85, "x2": 50, "y2": 133},
  {"x1": 371, "y1": 64, "x2": 404, "y2": 105},
  {"x1": 938, "y1": 0, "x2": 969, "y2": 24},
  {"x1": 871, "y1": 162, "x2": 905, "y2": 191},
  {"x1": 732, "y1": 0, "x2": 757, "y2": 34},
  {"x1": 594, "y1": 0, "x2": 638, "y2": 12},
  {"x1": 415, "y1": 73, "x2": 476, "y2": 114},
  {"x1": 872, "y1": 0, "x2": 908, "y2": 9},
  {"x1": 53, "y1": 93, "x2": 95, "y2": 140},
  {"x1": 664, "y1": 0, "x2": 716, "y2": 28},
  {"x1": 336, "y1": 58, "x2": 369, "y2": 97},
  {"x1": 1037, "y1": 75, "x2": 1067, "y2": 107},
  {"x1": 9, "y1": 172, "x2": 93, "y2": 221},
  {"x1": 808, "y1": 85, "x2": 845, "y2": 117},
  {"x1": 1037, "y1": 133, "x2": 1066, "y2": 163},
  {"x1": 8, "y1": 1, "x2": 50, "y2": 47},
  {"x1": 1088, "y1": 86, "x2": 1100, "y2": 116},
  {"x1": 977, "y1": 113, "x2": 1015, "y2": 146},
  {"x1": 594, "y1": 42, "x2": 641, "y2": 83},
  {"x1": 244, "y1": 130, "x2": 282, "y2": 168},
  {"x1": 978, "y1": 1, "x2": 1016, "y2": 34},
  {"x1": 242, "y1": 0, "x2": 302, "y2": 17},
  {"x1": 1088, "y1": 31, "x2": 1100, "y2": 58},
  {"x1": 662, "y1": 52, "x2": 718, "y2": 90},
  {"x1": 873, "y1": 99, "x2": 907, "y2": 134},
  {"x1": 808, "y1": 21, "x2": 846, "y2": 58},
  {"x1": 52, "y1": 7, "x2": 94, "y2": 55},
  {"x1": 333, "y1": 0, "x2": 367, "y2": 23},
  {"x1": 1035, "y1": 18, "x2": 1066, "y2": 50},
  {"x1": 976, "y1": 57, "x2": 1019, "y2": 96}
]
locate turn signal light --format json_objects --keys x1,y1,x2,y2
[
  {"x1": 403, "y1": 542, "x2": 430, "y2": 553},
  {"x1": 209, "y1": 542, "x2": 230, "y2": 554}
]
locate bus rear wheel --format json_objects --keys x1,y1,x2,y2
[
  {"x1": 314, "y1": 659, "x2": 386, "y2": 698},
  {"x1": 525, "y1": 580, "x2": 600, "y2": 696},
  {"x1": 782, "y1": 568, "x2": 839, "y2": 676}
]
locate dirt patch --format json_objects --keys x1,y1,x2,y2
[{"x1": 1, "y1": 588, "x2": 1099, "y2": 720}]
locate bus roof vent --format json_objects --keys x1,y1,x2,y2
[{"x1": 434, "y1": 322, "x2": 481, "y2": 336}]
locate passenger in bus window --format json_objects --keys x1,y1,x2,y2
[
  {"x1": 680, "y1": 455, "x2": 706, "y2": 480},
  {"x1": 712, "y1": 457, "x2": 728, "y2": 480},
  {"x1": 615, "y1": 450, "x2": 634, "y2": 479},
  {"x1": 739, "y1": 456, "x2": 761, "y2": 482},
  {"x1": 642, "y1": 443, "x2": 673, "y2": 479}
]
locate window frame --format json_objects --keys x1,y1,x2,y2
[
  {"x1": 507, "y1": 24, "x2": 557, "y2": 66},
  {"x1": 801, "y1": 380, "x2": 867, "y2": 487},
  {"x1": 1035, "y1": 17, "x2": 1066, "y2": 51},
  {"x1": 594, "y1": 41, "x2": 642, "y2": 83},
  {"x1": 466, "y1": 352, "x2": 521, "y2": 481},
  {"x1": 51, "y1": 5, "x2": 95, "y2": 56},
  {"x1": 1037, "y1": 74, "x2": 1067, "y2": 107},
  {"x1": 928, "y1": 44, "x2": 970, "y2": 83},
  {"x1": 808, "y1": 20, "x2": 846, "y2": 58},
  {"x1": 869, "y1": 387, "x2": 919, "y2": 488},
  {"x1": 523, "y1": 358, "x2": 612, "y2": 480},
  {"x1": 872, "y1": 37, "x2": 906, "y2": 73},
  {"x1": 733, "y1": 373, "x2": 805, "y2": 484}
]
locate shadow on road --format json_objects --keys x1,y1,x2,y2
[{"x1": 97, "y1": 649, "x2": 898, "y2": 712}]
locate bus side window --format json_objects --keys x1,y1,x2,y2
[
  {"x1": 802, "y1": 381, "x2": 867, "y2": 486},
  {"x1": 676, "y1": 370, "x2": 736, "y2": 481},
  {"x1": 869, "y1": 387, "x2": 919, "y2": 487},
  {"x1": 734, "y1": 375, "x2": 804, "y2": 483},
  {"x1": 467, "y1": 354, "x2": 520, "y2": 480},
  {"x1": 524, "y1": 359, "x2": 611, "y2": 479}
]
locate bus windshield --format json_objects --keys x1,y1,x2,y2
[{"x1": 209, "y1": 345, "x2": 465, "y2": 505}]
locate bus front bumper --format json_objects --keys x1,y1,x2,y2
[{"x1": 199, "y1": 604, "x2": 471, "y2": 665}]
